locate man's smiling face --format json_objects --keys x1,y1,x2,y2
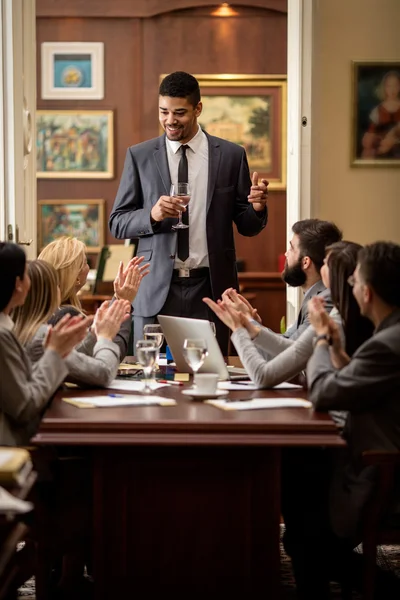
[{"x1": 159, "y1": 95, "x2": 202, "y2": 144}]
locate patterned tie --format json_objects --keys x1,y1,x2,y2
[{"x1": 177, "y1": 145, "x2": 189, "y2": 262}]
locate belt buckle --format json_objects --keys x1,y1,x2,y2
[{"x1": 178, "y1": 267, "x2": 190, "y2": 278}]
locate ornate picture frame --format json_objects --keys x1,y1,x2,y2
[
  {"x1": 351, "y1": 61, "x2": 400, "y2": 166},
  {"x1": 38, "y1": 199, "x2": 106, "y2": 252},
  {"x1": 36, "y1": 110, "x2": 114, "y2": 179},
  {"x1": 191, "y1": 74, "x2": 287, "y2": 190}
]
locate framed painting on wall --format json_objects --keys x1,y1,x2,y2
[
  {"x1": 36, "y1": 110, "x2": 114, "y2": 178},
  {"x1": 351, "y1": 61, "x2": 400, "y2": 166},
  {"x1": 173, "y1": 74, "x2": 287, "y2": 190},
  {"x1": 38, "y1": 199, "x2": 106, "y2": 252},
  {"x1": 41, "y1": 42, "x2": 104, "y2": 100}
]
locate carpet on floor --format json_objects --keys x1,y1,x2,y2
[{"x1": 18, "y1": 527, "x2": 400, "y2": 599}]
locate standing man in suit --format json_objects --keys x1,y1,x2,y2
[
  {"x1": 109, "y1": 71, "x2": 269, "y2": 352},
  {"x1": 283, "y1": 241, "x2": 400, "y2": 599}
]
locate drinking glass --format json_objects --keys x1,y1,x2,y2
[
  {"x1": 182, "y1": 338, "x2": 208, "y2": 387},
  {"x1": 209, "y1": 321, "x2": 216, "y2": 337},
  {"x1": 171, "y1": 183, "x2": 190, "y2": 230},
  {"x1": 136, "y1": 340, "x2": 158, "y2": 393},
  {"x1": 143, "y1": 323, "x2": 164, "y2": 374}
]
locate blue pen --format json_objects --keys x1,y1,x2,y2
[{"x1": 108, "y1": 393, "x2": 124, "y2": 398}]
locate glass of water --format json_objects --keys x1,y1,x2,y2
[
  {"x1": 143, "y1": 324, "x2": 164, "y2": 371},
  {"x1": 136, "y1": 340, "x2": 158, "y2": 393},
  {"x1": 182, "y1": 338, "x2": 208, "y2": 387}
]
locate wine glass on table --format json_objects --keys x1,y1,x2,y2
[
  {"x1": 136, "y1": 340, "x2": 158, "y2": 393},
  {"x1": 171, "y1": 183, "x2": 190, "y2": 230},
  {"x1": 182, "y1": 338, "x2": 208, "y2": 388},
  {"x1": 143, "y1": 323, "x2": 164, "y2": 375}
]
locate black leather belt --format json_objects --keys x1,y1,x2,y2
[{"x1": 173, "y1": 267, "x2": 209, "y2": 279}]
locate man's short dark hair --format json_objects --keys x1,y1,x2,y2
[
  {"x1": 292, "y1": 219, "x2": 343, "y2": 273},
  {"x1": 159, "y1": 72, "x2": 201, "y2": 107},
  {"x1": 358, "y1": 241, "x2": 400, "y2": 307},
  {"x1": 0, "y1": 242, "x2": 26, "y2": 312}
]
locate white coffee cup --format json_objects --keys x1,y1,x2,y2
[{"x1": 194, "y1": 373, "x2": 219, "y2": 395}]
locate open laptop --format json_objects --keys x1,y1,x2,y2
[{"x1": 157, "y1": 315, "x2": 249, "y2": 381}]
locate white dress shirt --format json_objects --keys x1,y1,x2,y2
[{"x1": 165, "y1": 126, "x2": 209, "y2": 269}]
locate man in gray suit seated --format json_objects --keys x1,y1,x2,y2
[
  {"x1": 283, "y1": 241, "x2": 400, "y2": 599},
  {"x1": 109, "y1": 71, "x2": 269, "y2": 352}
]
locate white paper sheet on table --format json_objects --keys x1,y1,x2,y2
[
  {"x1": 218, "y1": 381, "x2": 258, "y2": 391},
  {"x1": 107, "y1": 380, "x2": 169, "y2": 392},
  {"x1": 206, "y1": 398, "x2": 312, "y2": 411},
  {"x1": 62, "y1": 395, "x2": 176, "y2": 408},
  {"x1": 218, "y1": 381, "x2": 302, "y2": 391}
]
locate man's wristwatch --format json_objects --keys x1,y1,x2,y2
[{"x1": 313, "y1": 333, "x2": 331, "y2": 347}]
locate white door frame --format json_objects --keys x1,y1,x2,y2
[
  {"x1": 0, "y1": 0, "x2": 36, "y2": 257},
  {"x1": 286, "y1": 0, "x2": 313, "y2": 322}
]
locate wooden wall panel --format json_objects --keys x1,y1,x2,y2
[{"x1": 36, "y1": 17, "x2": 140, "y2": 251}]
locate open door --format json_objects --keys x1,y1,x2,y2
[{"x1": 0, "y1": 0, "x2": 36, "y2": 257}]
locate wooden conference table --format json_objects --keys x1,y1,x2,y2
[{"x1": 32, "y1": 372, "x2": 345, "y2": 598}]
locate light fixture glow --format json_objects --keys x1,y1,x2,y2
[{"x1": 211, "y1": 3, "x2": 239, "y2": 17}]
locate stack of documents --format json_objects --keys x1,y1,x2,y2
[
  {"x1": 63, "y1": 395, "x2": 176, "y2": 408},
  {"x1": 206, "y1": 398, "x2": 312, "y2": 411},
  {"x1": 0, "y1": 447, "x2": 33, "y2": 487}
]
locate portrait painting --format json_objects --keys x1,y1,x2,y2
[
  {"x1": 38, "y1": 200, "x2": 105, "y2": 252},
  {"x1": 195, "y1": 75, "x2": 286, "y2": 190},
  {"x1": 41, "y1": 42, "x2": 104, "y2": 100},
  {"x1": 36, "y1": 110, "x2": 113, "y2": 178},
  {"x1": 352, "y1": 61, "x2": 400, "y2": 166}
]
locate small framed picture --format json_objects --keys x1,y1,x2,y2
[
  {"x1": 38, "y1": 199, "x2": 106, "y2": 252},
  {"x1": 41, "y1": 42, "x2": 104, "y2": 100},
  {"x1": 351, "y1": 61, "x2": 400, "y2": 166},
  {"x1": 36, "y1": 110, "x2": 114, "y2": 179}
]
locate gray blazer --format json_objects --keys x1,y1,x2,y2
[
  {"x1": 109, "y1": 132, "x2": 267, "y2": 317},
  {"x1": 307, "y1": 308, "x2": 400, "y2": 539},
  {"x1": 27, "y1": 325, "x2": 121, "y2": 388},
  {"x1": 0, "y1": 327, "x2": 68, "y2": 446}
]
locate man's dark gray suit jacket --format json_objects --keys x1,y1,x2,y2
[
  {"x1": 109, "y1": 132, "x2": 267, "y2": 317},
  {"x1": 307, "y1": 308, "x2": 400, "y2": 540}
]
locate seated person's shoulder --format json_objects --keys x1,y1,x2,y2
[{"x1": 48, "y1": 305, "x2": 82, "y2": 327}]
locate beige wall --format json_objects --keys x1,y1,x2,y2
[{"x1": 311, "y1": 0, "x2": 400, "y2": 244}]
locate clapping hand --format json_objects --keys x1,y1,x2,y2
[
  {"x1": 222, "y1": 288, "x2": 262, "y2": 323},
  {"x1": 93, "y1": 299, "x2": 131, "y2": 341},
  {"x1": 248, "y1": 171, "x2": 269, "y2": 212},
  {"x1": 114, "y1": 256, "x2": 150, "y2": 304},
  {"x1": 45, "y1": 313, "x2": 93, "y2": 358},
  {"x1": 203, "y1": 297, "x2": 247, "y2": 332},
  {"x1": 308, "y1": 296, "x2": 331, "y2": 336}
]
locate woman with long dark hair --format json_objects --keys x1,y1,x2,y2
[{"x1": 203, "y1": 241, "x2": 374, "y2": 388}]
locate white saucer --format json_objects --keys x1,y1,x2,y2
[{"x1": 181, "y1": 389, "x2": 229, "y2": 400}]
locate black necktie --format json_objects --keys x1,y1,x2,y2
[{"x1": 177, "y1": 145, "x2": 189, "y2": 262}]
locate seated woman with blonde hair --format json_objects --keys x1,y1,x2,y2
[
  {"x1": 0, "y1": 243, "x2": 91, "y2": 446},
  {"x1": 13, "y1": 260, "x2": 131, "y2": 387},
  {"x1": 38, "y1": 236, "x2": 148, "y2": 359}
]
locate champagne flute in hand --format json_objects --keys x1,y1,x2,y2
[
  {"x1": 182, "y1": 338, "x2": 208, "y2": 388},
  {"x1": 171, "y1": 183, "x2": 190, "y2": 230}
]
